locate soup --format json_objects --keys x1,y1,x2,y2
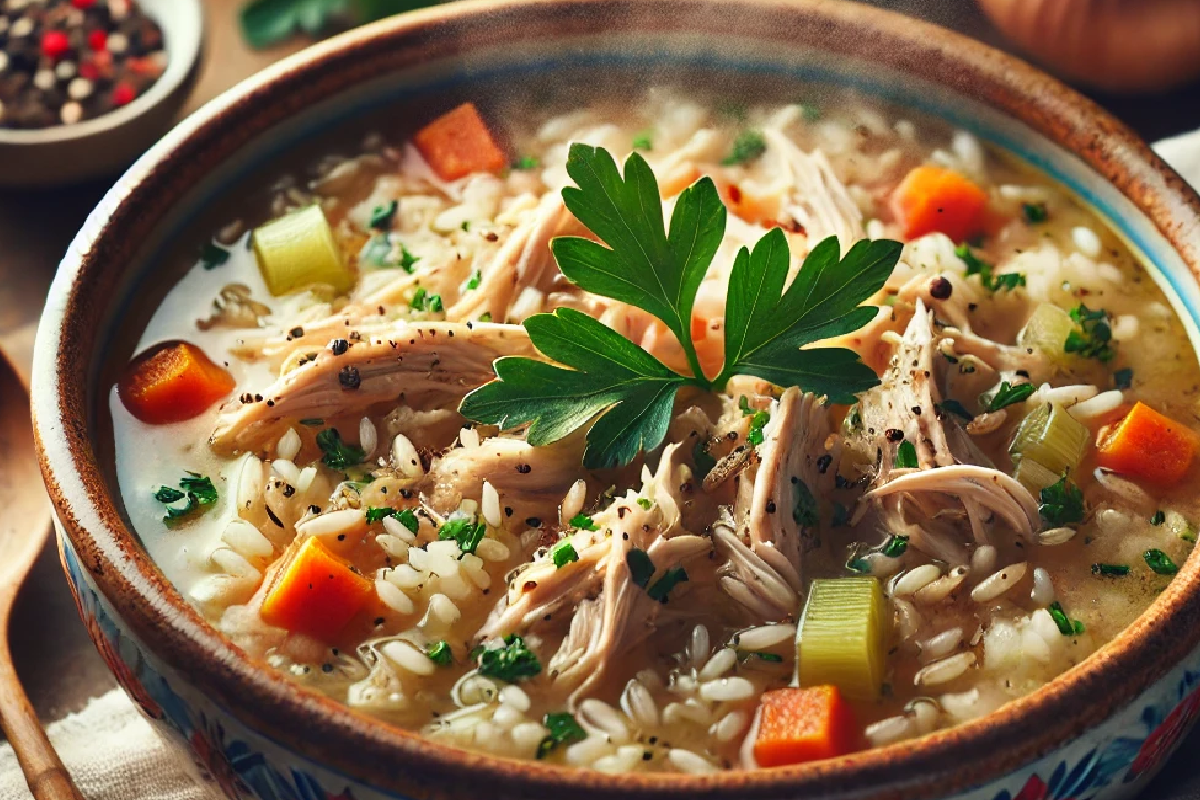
[{"x1": 111, "y1": 89, "x2": 1200, "y2": 773}]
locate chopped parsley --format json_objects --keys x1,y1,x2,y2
[
  {"x1": 1091, "y1": 563, "x2": 1130, "y2": 577},
  {"x1": 938, "y1": 399, "x2": 974, "y2": 421},
  {"x1": 460, "y1": 220, "x2": 471, "y2": 232},
  {"x1": 740, "y1": 650, "x2": 785, "y2": 663},
  {"x1": 1022, "y1": 202, "x2": 1049, "y2": 224},
  {"x1": 745, "y1": 407, "x2": 771, "y2": 446},
  {"x1": 846, "y1": 555, "x2": 870, "y2": 574},
  {"x1": 799, "y1": 102, "x2": 821, "y2": 122},
  {"x1": 632, "y1": 131, "x2": 653, "y2": 152},
  {"x1": 410, "y1": 287, "x2": 444, "y2": 314},
  {"x1": 647, "y1": 567, "x2": 688, "y2": 603},
  {"x1": 316, "y1": 428, "x2": 365, "y2": 469},
  {"x1": 954, "y1": 243, "x2": 1025, "y2": 293},
  {"x1": 880, "y1": 534, "x2": 908, "y2": 559},
  {"x1": 1113, "y1": 368, "x2": 1134, "y2": 390},
  {"x1": 569, "y1": 513, "x2": 599, "y2": 531},
  {"x1": 551, "y1": 540, "x2": 579, "y2": 568},
  {"x1": 1048, "y1": 601, "x2": 1085, "y2": 636},
  {"x1": 438, "y1": 518, "x2": 487, "y2": 555},
  {"x1": 792, "y1": 478, "x2": 818, "y2": 528},
  {"x1": 478, "y1": 312, "x2": 493, "y2": 322},
  {"x1": 476, "y1": 634, "x2": 541, "y2": 682},
  {"x1": 426, "y1": 641, "x2": 453, "y2": 666},
  {"x1": 626, "y1": 548, "x2": 655, "y2": 588},
  {"x1": 366, "y1": 507, "x2": 420, "y2": 534},
  {"x1": 154, "y1": 472, "x2": 218, "y2": 524},
  {"x1": 1039, "y1": 476, "x2": 1085, "y2": 527},
  {"x1": 465, "y1": 269, "x2": 482, "y2": 291},
  {"x1": 361, "y1": 234, "x2": 419, "y2": 272},
  {"x1": 636, "y1": 497, "x2": 653, "y2": 510},
  {"x1": 1144, "y1": 548, "x2": 1179, "y2": 575},
  {"x1": 722, "y1": 131, "x2": 767, "y2": 166},
  {"x1": 200, "y1": 241, "x2": 231, "y2": 269},
  {"x1": 513, "y1": 155, "x2": 539, "y2": 170},
  {"x1": 986, "y1": 381, "x2": 1035, "y2": 412},
  {"x1": 369, "y1": 199, "x2": 398, "y2": 231},
  {"x1": 537, "y1": 712, "x2": 586, "y2": 759},
  {"x1": 1151, "y1": 510, "x2": 1166, "y2": 526},
  {"x1": 894, "y1": 439, "x2": 918, "y2": 469},
  {"x1": 1064, "y1": 304, "x2": 1116, "y2": 362}
]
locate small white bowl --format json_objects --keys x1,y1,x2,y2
[{"x1": 0, "y1": 0, "x2": 204, "y2": 187}]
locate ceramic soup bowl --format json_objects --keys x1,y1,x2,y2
[{"x1": 31, "y1": 1, "x2": 1200, "y2": 798}]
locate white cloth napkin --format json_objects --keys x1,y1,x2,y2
[{"x1": 2, "y1": 133, "x2": 1200, "y2": 800}]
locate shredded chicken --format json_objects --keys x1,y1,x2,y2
[{"x1": 762, "y1": 128, "x2": 864, "y2": 250}]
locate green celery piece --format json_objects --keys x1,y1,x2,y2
[
  {"x1": 719, "y1": 231, "x2": 898, "y2": 401},
  {"x1": 797, "y1": 577, "x2": 887, "y2": 700},
  {"x1": 551, "y1": 144, "x2": 726, "y2": 380},
  {"x1": 458, "y1": 308, "x2": 685, "y2": 468}
]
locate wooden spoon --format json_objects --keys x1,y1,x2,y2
[{"x1": 0, "y1": 349, "x2": 84, "y2": 800}]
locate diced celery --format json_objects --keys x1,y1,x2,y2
[
  {"x1": 1009, "y1": 402, "x2": 1088, "y2": 476},
  {"x1": 1166, "y1": 510, "x2": 1197, "y2": 543},
  {"x1": 1012, "y1": 456, "x2": 1061, "y2": 494},
  {"x1": 252, "y1": 205, "x2": 353, "y2": 296},
  {"x1": 1017, "y1": 304, "x2": 1075, "y2": 359},
  {"x1": 797, "y1": 577, "x2": 888, "y2": 701}
]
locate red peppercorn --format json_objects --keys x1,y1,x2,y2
[
  {"x1": 41, "y1": 30, "x2": 71, "y2": 61},
  {"x1": 87, "y1": 29, "x2": 107, "y2": 52},
  {"x1": 112, "y1": 83, "x2": 136, "y2": 107},
  {"x1": 79, "y1": 61, "x2": 100, "y2": 81},
  {"x1": 72, "y1": 0, "x2": 97, "y2": 8}
]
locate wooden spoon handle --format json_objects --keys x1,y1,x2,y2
[{"x1": 0, "y1": 637, "x2": 85, "y2": 800}]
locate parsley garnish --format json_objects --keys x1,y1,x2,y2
[
  {"x1": 1039, "y1": 475, "x2": 1085, "y2": 527},
  {"x1": 1144, "y1": 548, "x2": 1179, "y2": 575},
  {"x1": 846, "y1": 555, "x2": 870, "y2": 574},
  {"x1": 316, "y1": 428, "x2": 365, "y2": 469},
  {"x1": 366, "y1": 507, "x2": 419, "y2": 533},
  {"x1": 894, "y1": 440, "x2": 918, "y2": 468},
  {"x1": 1113, "y1": 368, "x2": 1134, "y2": 390},
  {"x1": 465, "y1": 269, "x2": 482, "y2": 291},
  {"x1": 537, "y1": 712, "x2": 586, "y2": 759},
  {"x1": 792, "y1": 478, "x2": 818, "y2": 527},
  {"x1": 954, "y1": 244, "x2": 1025, "y2": 293},
  {"x1": 938, "y1": 399, "x2": 974, "y2": 421},
  {"x1": 647, "y1": 567, "x2": 688, "y2": 603},
  {"x1": 1091, "y1": 563, "x2": 1129, "y2": 576},
  {"x1": 461, "y1": 221, "x2": 471, "y2": 232},
  {"x1": 986, "y1": 381, "x2": 1035, "y2": 412},
  {"x1": 746, "y1": 410, "x2": 771, "y2": 446},
  {"x1": 1022, "y1": 202, "x2": 1049, "y2": 224},
  {"x1": 636, "y1": 497, "x2": 653, "y2": 510},
  {"x1": 1151, "y1": 510, "x2": 1166, "y2": 526},
  {"x1": 880, "y1": 534, "x2": 908, "y2": 558},
  {"x1": 438, "y1": 518, "x2": 487, "y2": 555},
  {"x1": 799, "y1": 102, "x2": 821, "y2": 122},
  {"x1": 569, "y1": 513, "x2": 599, "y2": 531},
  {"x1": 200, "y1": 241, "x2": 230, "y2": 269},
  {"x1": 740, "y1": 650, "x2": 785, "y2": 663},
  {"x1": 369, "y1": 200, "x2": 398, "y2": 231},
  {"x1": 551, "y1": 540, "x2": 579, "y2": 568},
  {"x1": 477, "y1": 634, "x2": 541, "y2": 682},
  {"x1": 513, "y1": 155, "x2": 539, "y2": 170},
  {"x1": 410, "y1": 287, "x2": 443, "y2": 314},
  {"x1": 458, "y1": 145, "x2": 898, "y2": 468},
  {"x1": 626, "y1": 548, "x2": 655, "y2": 587},
  {"x1": 154, "y1": 472, "x2": 218, "y2": 524},
  {"x1": 1048, "y1": 601, "x2": 1085, "y2": 636},
  {"x1": 632, "y1": 131, "x2": 653, "y2": 152},
  {"x1": 722, "y1": 131, "x2": 767, "y2": 166},
  {"x1": 1064, "y1": 304, "x2": 1116, "y2": 362},
  {"x1": 426, "y1": 641, "x2": 453, "y2": 666}
]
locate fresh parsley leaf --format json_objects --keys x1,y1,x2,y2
[
  {"x1": 465, "y1": 269, "x2": 482, "y2": 291},
  {"x1": 991, "y1": 273, "x2": 1027, "y2": 291},
  {"x1": 154, "y1": 472, "x2": 218, "y2": 524},
  {"x1": 792, "y1": 478, "x2": 818, "y2": 527},
  {"x1": 987, "y1": 381, "x2": 1035, "y2": 412},
  {"x1": 461, "y1": 220, "x2": 471, "y2": 232},
  {"x1": 1144, "y1": 548, "x2": 1179, "y2": 575},
  {"x1": 1091, "y1": 563, "x2": 1129, "y2": 576},
  {"x1": 537, "y1": 712, "x2": 586, "y2": 759},
  {"x1": 476, "y1": 634, "x2": 541, "y2": 681},
  {"x1": 1047, "y1": 601, "x2": 1085, "y2": 636},
  {"x1": 513, "y1": 155, "x2": 539, "y2": 170},
  {"x1": 636, "y1": 497, "x2": 653, "y2": 510},
  {"x1": 154, "y1": 486, "x2": 185, "y2": 504},
  {"x1": 240, "y1": 0, "x2": 349, "y2": 49},
  {"x1": 1064, "y1": 304, "x2": 1116, "y2": 362},
  {"x1": 1039, "y1": 476, "x2": 1085, "y2": 527},
  {"x1": 720, "y1": 231, "x2": 897, "y2": 400},
  {"x1": 1151, "y1": 510, "x2": 1166, "y2": 526},
  {"x1": 880, "y1": 534, "x2": 908, "y2": 558},
  {"x1": 955, "y1": 244, "x2": 1025, "y2": 293},
  {"x1": 722, "y1": 131, "x2": 766, "y2": 166},
  {"x1": 551, "y1": 540, "x2": 579, "y2": 568},
  {"x1": 316, "y1": 428, "x2": 365, "y2": 469},
  {"x1": 367, "y1": 507, "x2": 420, "y2": 532},
  {"x1": 409, "y1": 287, "x2": 443, "y2": 313},
  {"x1": 426, "y1": 640, "x2": 453, "y2": 666},
  {"x1": 438, "y1": 518, "x2": 487, "y2": 555},
  {"x1": 1113, "y1": 368, "x2": 1134, "y2": 390},
  {"x1": 180, "y1": 473, "x2": 219, "y2": 506},
  {"x1": 938, "y1": 399, "x2": 974, "y2": 421},
  {"x1": 746, "y1": 410, "x2": 770, "y2": 446},
  {"x1": 647, "y1": 567, "x2": 688, "y2": 602},
  {"x1": 569, "y1": 513, "x2": 599, "y2": 531},
  {"x1": 894, "y1": 440, "x2": 918, "y2": 468},
  {"x1": 626, "y1": 548, "x2": 655, "y2": 587},
  {"x1": 200, "y1": 241, "x2": 231, "y2": 269},
  {"x1": 369, "y1": 200, "x2": 398, "y2": 231},
  {"x1": 632, "y1": 131, "x2": 653, "y2": 152},
  {"x1": 1022, "y1": 202, "x2": 1049, "y2": 224}
]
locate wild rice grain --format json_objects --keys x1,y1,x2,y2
[
  {"x1": 688, "y1": 624, "x2": 711, "y2": 668},
  {"x1": 579, "y1": 699, "x2": 631, "y2": 744},
  {"x1": 914, "y1": 566, "x2": 969, "y2": 603},
  {"x1": 713, "y1": 710, "x2": 748, "y2": 742},
  {"x1": 475, "y1": 538, "x2": 510, "y2": 562},
  {"x1": 699, "y1": 676, "x2": 756, "y2": 703},
  {"x1": 913, "y1": 652, "x2": 975, "y2": 686},
  {"x1": 221, "y1": 519, "x2": 275, "y2": 560},
  {"x1": 359, "y1": 417, "x2": 378, "y2": 457},
  {"x1": 392, "y1": 434, "x2": 424, "y2": 478},
  {"x1": 971, "y1": 545, "x2": 997, "y2": 575},
  {"x1": 699, "y1": 647, "x2": 738, "y2": 680},
  {"x1": 296, "y1": 466, "x2": 318, "y2": 493},
  {"x1": 734, "y1": 623, "x2": 796, "y2": 651},
  {"x1": 272, "y1": 459, "x2": 301, "y2": 486},
  {"x1": 566, "y1": 736, "x2": 612, "y2": 767},
  {"x1": 427, "y1": 594, "x2": 461, "y2": 625},
  {"x1": 970, "y1": 562, "x2": 1028, "y2": 603},
  {"x1": 511, "y1": 722, "x2": 548, "y2": 751},
  {"x1": 382, "y1": 640, "x2": 435, "y2": 675},
  {"x1": 236, "y1": 454, "x2": 264, "y2": 514},
  {"x1": 865, "y1": 715, "x2": 912, "y2": 747},
  {"x1": 482, "y1": 481, "x2": 502, "y2": 527},
  {"x1": 277, "y1": 428, "x2": 302, "y2": 461},
  {"x1": 892, "y1": 564, "x2": 942, "y2": 597},
  {"x1": 298, "y1": 508, "x2": 366, "y2": 539},
  {"x1": 375, "y1": 534, "x2": 409, "y2": 560},
  {"x1": 499, "y1": 685, "x2": 531, "y2": 713},
  {"x1": 382, "y1": 514, "x2": 417, "y2": 542},
  {"x1": 1036, "y1": 526, "x2": 1076, "y2": 546},
  {"x1": 1068, "y1": 390, "x2": 1124, "y2": 421},
  {"x1": 1031, "y1": 567, "x2": 1055, "y2": 606},
  {"x1": 560, "y1": 479, "x2": 587, "y2": 526},
  {"x1": 920, "y1": 628, "x2": 964, "y2": 662},
  {"x1": 620, "y1": 680, "x2": 659, "y2": 729},
  {"x1": 375, "y1": 577, "x2": 415, "y2": 614},
  {"x1": 210, "y1": 547, "x2": 260, "y2": 579},
  {"x1": 491, "y1": 705, "x2": 522, "y2": 729},
  {"x1": 668, "y1": 749, "x2": 717, "y2": 774}
]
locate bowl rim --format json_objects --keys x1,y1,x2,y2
[
  {"x1": 32, "y1": 0, "x2": 1200, "y2": 796},
  {"x1": 0, "y1": 0, "x2": 203, "y2": 144}
]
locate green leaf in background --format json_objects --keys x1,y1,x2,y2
[{"x1": 240, "y1": 0, "x2": 439, "y2": 50}]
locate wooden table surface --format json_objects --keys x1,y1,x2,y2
[{"x1": 4, "y1": 0, "x2": 1200, "y2": 796}]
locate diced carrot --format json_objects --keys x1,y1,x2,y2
[
  {"x1": 118, "y1": 340, "x2": 235, "y2": 424},
  {"x1": 753, "y1": 685, "x2": 856, "y2": 767},
  {"x1": 890, "y1": 165, "x2": 989, "y2": 243},
  {"x1": 413, "y1": 103, "x2": 507, "y2": 181},
  {"x1": 260, "y1": 536, "x2": 374, "y2": 643},
  {"x1": 1096, "y1": 401, "x2": 1198, "y2": 486}
]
